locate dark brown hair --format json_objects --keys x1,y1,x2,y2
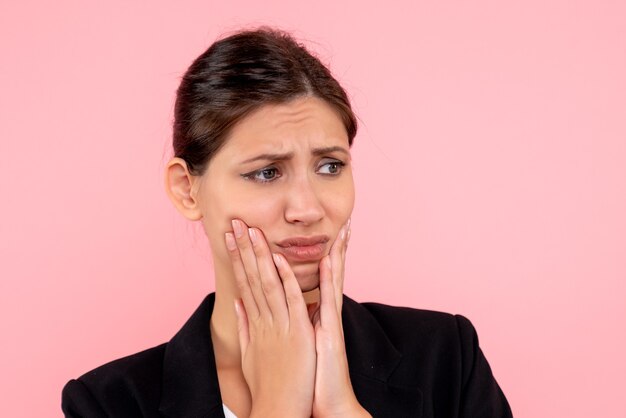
[{"x1": 173, "y1": 27, "x2": 358, "y2": 176}]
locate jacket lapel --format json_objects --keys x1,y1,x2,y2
[
  {"x1": 342, "y1": 295, "x2": 423, "y2": 417},
  {"x1": 159, "y1": 293, "x2": 225, "y2": 418},
  {"x1": 158, "y1": 293, "x2": 422, "y2": 417}
]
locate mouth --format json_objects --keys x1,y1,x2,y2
[{"x1": 276, "y1": 235, "x2": 329, "y2": 262}]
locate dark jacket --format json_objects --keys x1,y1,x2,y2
[{"x1": 62, "y1": 293, "x2": 512, "y2": 417}]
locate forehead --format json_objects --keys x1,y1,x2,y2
[{"x1": 221, "y1": 96, "x2": 349, "y2": 155}]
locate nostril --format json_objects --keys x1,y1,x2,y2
[{"x1": 284, "y1": 189, "x2": 325, "y2": 224}]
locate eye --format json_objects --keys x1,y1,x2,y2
[
  {"x1": 318, "y1": 160, "x2": 345, "y2": 175},
  {"x1": 241, "y1": 166, "x2": 281, "y2": 183}
]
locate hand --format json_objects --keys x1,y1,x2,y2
[
  {"x1": 226, "y1": 219, "x2": 316, "y2": 418},
  {"x1": 311, "y1": 220, "x2": 371, "y2": 417}
]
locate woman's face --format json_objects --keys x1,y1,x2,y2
[{"x1": 195, "y1": 96, "x2": 355, "y2": 292}]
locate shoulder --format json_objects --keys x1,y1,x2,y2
[
  {"x1": 342, "y1": 296, "x2": 471, "y2": 381},
  {"x1": 344, "y1": 298, "x2": 512, "y2": 417},
  {"x1": 359, "y1": 301, "x2": 481, "y2": 380},
  {"x1": 61, "y1": 343, "x2": 167, "y2": 417},
  {"x1": 349, "y1": 297, "x2": 476, "y2": 353},
  {"x1": 342, "y1": 296, "x2": 477, "y2": 377}
]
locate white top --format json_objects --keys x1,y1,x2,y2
[{"x1": 223, "y1": 403, "x2": 238, "y2": 418}]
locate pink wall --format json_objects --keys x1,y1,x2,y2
[{"x1": 2, "y1": 1, "x2": 625, "y2": 416}]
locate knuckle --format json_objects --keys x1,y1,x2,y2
[
  {"x1": 235, "y1": 278, "x2": 248, "y2": 293},
  {"x1": 236, "y1": 238, "x2": 250, "y2": 251},
  {"x1": 261, "y1": 278, "x2": 278, "y2": 294},
  {"x1": 249, "y1": 311, "x2": 261, "y2": 323},
  {"x1": 250, "y1": 241, "x2": 267, "y2": 257},
  {"x1": 285, "y1": 290, "x2": 301, "y2": 307},
  {"x1": 246, "y1": 272, "x2": 260, "y2": 287},
  {"x1": 276, "y1": 267, "x2": 292, "y2": 282},
  {"x1": 273, "y1": 262, "x2": 285, "y2": 277},
  {"x1": 226, "y1": 246, "x2": 241, "y2": 259}
]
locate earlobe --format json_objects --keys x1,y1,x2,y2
[{"x1": 164, "y1": 157, "x2": 203, "y2": 221}]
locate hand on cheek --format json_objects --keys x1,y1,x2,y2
[
  {"x1": 225, "y1": 218, "x2": 316, "y2": 417},
  {"x1": 224, "y1": 218, "x2": 368, "y2": 417},
  {"x1": 311, "y1": 220, "x2": 370, "y2": 417}
]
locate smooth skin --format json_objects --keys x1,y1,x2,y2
[{"x1": 165, "y1": 96, "x2": 369, "y2": 417}]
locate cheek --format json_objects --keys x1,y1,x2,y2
[
  {"x1": 341, "y1": 187, "x2": 356, "y2": 216},
  {"x1": 326, "y1": 177, "x2": 355, "y2": 221},
  {"x1": 236, "y1": 197, "x2": 282, "y2": 229},
  {"x1": 202, "y1": 189, "x2": 282, "y2": 240}
]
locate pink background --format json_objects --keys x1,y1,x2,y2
[{"x1": 1, "y1": 1, "x2": 625, "y2": 416}]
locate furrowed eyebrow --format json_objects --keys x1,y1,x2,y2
[
  {"x1": 240, "y1": 146, "x2": 350, "y2": 164},
  {"x1": 311, "y1": 146, "x2": 350, "y2": 157},
  {"x1": 240, "y1": 152, "x2": 294, "y2": 164}
]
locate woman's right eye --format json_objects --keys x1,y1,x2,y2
[{"x1": 241, "y1": 167, "x2": 281, "y2": 183}]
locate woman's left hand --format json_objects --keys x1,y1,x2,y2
[{"x1": 311, "y1": 219, "x2": 371, "y2": 418}]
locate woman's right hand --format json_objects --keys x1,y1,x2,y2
[{"x1": 225, "y1": 218, "x2": 316, "y2": 418}]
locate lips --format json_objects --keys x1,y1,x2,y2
[{"x1": 276, "y1": 235, "x2": 329, "y2": 262}]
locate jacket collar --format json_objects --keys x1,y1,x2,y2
[
  {"x1": 159, "y1": 293, "x2": 225, "y2": 417},
  {"x1": 341, "y1": 295, "x2": 402, "y2": 381},
  {"x1": 159, "y1": 293, "x2": 421, "y2": 417},
  {"x1": 341, "y1": 296, "x2": 423, "y2": 416}
]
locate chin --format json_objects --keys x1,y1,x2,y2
[{"x1": 290, "y1": 263, "x2": 321, "y2": 292}]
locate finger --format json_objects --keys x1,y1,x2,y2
[
  {"x1": 225, "y1": 232, "x2": 260, "y2": 321},
  {"x1": 319, "y1": 255, "x2": 340, "y2": 329},
  {"x1": 248, "y1": 227, "x2": 289, "y2": 324},
  {"x1": 232, "y1": 219, "x2": 271, "y2": 319},
  {"x1": 234, "y1": 298, "x2": 250, "y2": 359},
  {"x1": 272, "y1": 252, "x2": 309, "y2": 323},
  {"x1": 339, "y1": 220, "x2": 351, "y2": 305},
  {"x1": 329, "y1": 220, "x2": 349, "y2": 312}
]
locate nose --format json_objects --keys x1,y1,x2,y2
[{"x1": 284, "y1": 176, "x2": 325, "y2": 226}]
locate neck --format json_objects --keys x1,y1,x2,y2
[{"x1": 210, "y1": 270, "x2": 243, "y2": 369}]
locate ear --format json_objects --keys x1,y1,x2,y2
[{"x1": 164, "y1": 157, "x2": 203, "y2": 221}]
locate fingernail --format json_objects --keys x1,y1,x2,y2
[
  {"x1": 347, "y1": 227, "x2": 351, "y2": 243},
  {"x1": 272, "y1": 253, "x2": 282, "y2": 266},
  {"x1": 233, "y1": 299, "x2": 240, "y2": 315},
  {"x1": 347, "y1": 218, "x2": 351, "y2": 229},
  {"x1": 248, "y1": 228, "x2": 257, "y2": 244},
  {"x1": 231, "y1": 219, "x2": 244, "y2": 238},
  {"x1": 340, "y1": 225, "x2": 346, "y2": 241},
  {"x1": 225, "y1": 232, "x2": 236, "y2": 250}
]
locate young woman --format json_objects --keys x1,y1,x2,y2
[{"x1": 62, "y1": 27, "x2": 512, "y2": 418}]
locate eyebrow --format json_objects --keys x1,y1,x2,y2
[{"x1": 240, "y1": 146, "x2": 350, "y2": 164}]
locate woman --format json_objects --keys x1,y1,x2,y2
[{"x1": 62, "y1": 27, "x2": 512, "y2": 417}]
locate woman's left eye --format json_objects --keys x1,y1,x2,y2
[{"x1": 318, "y1": 160, "x2": 345, "y2": 175}]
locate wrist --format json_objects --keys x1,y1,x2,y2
[
  {"x1": 353, "y1": 404, "x2": 372, "y2": 418},
  {"x1": 345, "y1": 404, "x2": 371, "y2": 418},
  {"x1": 250, "y1": 406, "x2": 310, "y2": 418},
  {"x1": 318, "y1": 401, "x2": 371, "y2": 418}
]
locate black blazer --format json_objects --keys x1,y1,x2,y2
[{"x1": 62, "y1": 293, "x2": 512, "y2": 417}]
